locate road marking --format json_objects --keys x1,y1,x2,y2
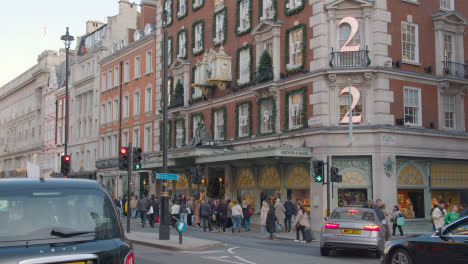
[
  {"x1": 234, "y1": 256, "x2": 256, "y2": 264},
  {"x1": 201, "y1": 256, "x2": 243, "y2": 264},
  {"x1": 227, "y1": 247, "x2": 239, "y2": 254},
  {"x1": 183, "y1": 250, "x2": 225, "y2": 254}
]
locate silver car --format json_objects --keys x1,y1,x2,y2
[{"x1": 320, "y1": 207, "x2": 386, "y2": 258}]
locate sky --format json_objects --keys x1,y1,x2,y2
[{"x1": 0, "y1": 0, "x2": 131, "y2": 87}]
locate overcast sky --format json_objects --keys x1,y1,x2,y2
[{"x1": 0, "y1": 0, "x2": 129, "y2": 87}]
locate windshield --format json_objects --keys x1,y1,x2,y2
[
  {"x1": 0, "y1": 188, "x2": 120, "y2": 242},
  {"x1": 330, "y1": 208, "x2": 376, "y2": 221}
]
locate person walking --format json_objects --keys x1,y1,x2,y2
[
  {"x1": 274, "y1": 199, "x2": 286, "y2": 233},
  {"x1": 460, "y1": 204, "x2": 468, "y2": 218},
  {"x1": 294, "y1": 205, "x2": 310, "y2": 243},
  {"x1": 381, "y1": 204, "x2": 391, "y2": 240},
  {"x1": 113, "y1": 196, "x2": 122, "y2": 216},
  {"x1": 194, "y1": 199, "x2": 201, "y2": 227},
  {"x1": 390, "y1": 206, "x2": 404, "y2": 236},
  {"x1": 241, "y1": 200, "x2": 251, "y2": 232},
  {"x1": 232, "y1": 201, "x2": 243, "y2": 233},
  {"x1": 430, "y1": 204, "x2": 438, "y2": 231},
  {"x1": 147, "y1": 195, "x2": 156, "y2": 228},
  {"x1": 171, "y1": 201, "x2": 181, "y2": 224},
  {"x1": 180, "y1": 200, "x2": 189, "y2": 225},
  {"x1": 187, "y1": 196, "x2": 194, "y2": 225},
  {"x1": 444, "y1": 205, "x2": 460, "y2": 224},
  {"x1": 216, "y1": 200, "x2": 228, "y2": 232},
  {"x1": 130, "y1": 195, "x2": 138, "y2": 219},
  {"x1": 153, "y1": 197, "x2": 160, "y2": 225},
  {"x1": 266, "y1": 204, "x2": 277, "y2": 239},
  {"x1": 259, "y1": 200, "x2": 269, "y2": 235},
  {"x1": 284, "y1": 197, "x2": 295, "y2": 233},
  {"x1": 200, "y1": 199, "x2": 213, "y2": 232},
  {"x1": 226, "y1": 200, "x2": 233, "y2": 229},
  {"x1": 137, "y1": 194, "x2": 149, "y2": 228},
  {"x1": 432, "y1": 200, "x2": 447, "y2": 230}
]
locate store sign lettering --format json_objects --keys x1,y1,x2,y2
[
  {"x1": 339, "y1": 85, "x2": 362, "y2": 124},
  {"x1": 280, "y1": 150, "x2": 310, "y2": 156}
]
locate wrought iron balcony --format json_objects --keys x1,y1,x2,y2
[
  {"x1": 329, "y1": 47, "x2": 371, "y2": 68},
  {"x1": 443, "y1": 61, "x2": 467, "y2": 79}
]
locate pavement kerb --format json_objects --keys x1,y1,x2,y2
[
  {"x1": 125, "y1": 231, "x2": 221, "y2": 251},
  {"x1": 127, "y1": 238, "x2": 221, "y2": 251}
]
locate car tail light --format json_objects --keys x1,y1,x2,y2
[
  {"x1": 324, "y1": 223, "x2": 340, "y2": 229},
  {"x1": 125, "y1": 250, "x2": 135, "y2": 264},
  {"x1": 363, "y1": 225, "x2": 380, "y2": 231},
  {"x1": 347, "y1": 209, "x2": 359, "y2": 213}
]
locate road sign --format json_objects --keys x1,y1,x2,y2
[
  {"x1": 176, "y1": 221, "x2": 186, "y2": 232},
  {"x1": 156, "y1": 173, "x2": 179, "y2": 180}
]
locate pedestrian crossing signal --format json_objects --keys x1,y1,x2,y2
[{"x1": 313, "y1": 160, "x2": 324, "y2": 183}]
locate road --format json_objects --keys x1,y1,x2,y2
[{"x1": 125, "y1": 217, "x2": 381, "y2": 264}]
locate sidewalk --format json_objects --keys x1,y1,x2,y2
[{"x1": 125, "y1": 230, "x2": 221, "y2": 251}]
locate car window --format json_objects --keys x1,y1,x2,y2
[
  {"x1": 0, "y1": 188, "x2": 120, "y2": 242},
  {"x1": 445, "y1": 221, "x2": 468, "y2": 236},
  {"x1": 330, "y1": 209, "x2": 375, "y2": 221}
]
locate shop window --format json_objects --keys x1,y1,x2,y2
[
  {"x1": 287, "y1": 167, "x2": 309, "y2": 188},
  {"x1": 338, "y1": 189, "x2": 367, "y2": 207},
  {"x1": 260, "y1": 167, "x2": 280, "y2": 188},
  {"x1": 403, "y1": 87, "x2": 421, "y2": 126},
  {"x1": 431, "y1": 164, "x2": 468, "y2": 186},
  {"x1": 398, "y1": 165, "x2": 424, "y2": 185},
  {"x1": 237, "y1": 189, "x2": 255, "y2": 211},
  {"x1": 431, "y1": 190, "x2": 468, "y2": 214},
  {"x1": 176, "y1": 173, "x2": 188, "y2": 190},
  {"x1": 397, "y1": 190, "x2": 425, "y2": 219},
  {"x1": 237, "y1": 168, "x2": 256, "y2": 188}
]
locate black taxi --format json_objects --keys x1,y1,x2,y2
[{"x1": 0, "y1": 178, "x2": 134, "y2": 264}]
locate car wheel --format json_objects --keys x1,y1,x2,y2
[
  {"x1": 390, "y1": 249, "x2": 413, "y2": 264},
  {"x1": 320, "y1": 247, "x2": 329, "y2": 256}
]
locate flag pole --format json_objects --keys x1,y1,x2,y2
[{"x1": 348, "y1": 79, "x2": 352, "y2": 146}]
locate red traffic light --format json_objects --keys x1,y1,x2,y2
[
  {"x1": 120, "y1": 147, "x2": 128, "y2": 155},
  {"x1": 64, "y1": 155, "x2": 70, "y2": 162}
]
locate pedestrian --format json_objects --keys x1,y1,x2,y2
[
  {"x1": 171, "y1": 201, "x2": 181, "y2": 223},
  {"x1": 122, "y1": 195, "x2": 128, "y2": 216},
  {"x1": 153, "y1": 197, "x2": 160, "y2": 224},
  {"x1": 232, "y1": 201, "x2": 243, "y2": 233},
  {"x1": 194, "y1": 199, "x2": 201, "y2": 227},
  {"x1": 241, "y1": 200, "x2": 251, "y2": 232},
  {"x1": 274, "y1": 199, "x2": 286, "y2": 233},
  {"x1": 130, "y1": 195, "x2": 138, "y2": 219},
  {"x1": 180, "y1": 199, "x2": 189, "y2": 225},
  {"x1": 390, "y1": 205, "x2": 404, "y2": 236},
  {"x1": 187, "y1": 196, "x2": 194, "y2": 225},
  {"x1": 444, "y1": 204, "x2": 460, "y2": 224},
  {"x1": 284, "y1": 197, "x2": 295, "y2": 233},
  {"x1": 430, "y1": 204, "x2": 438, "y2": 231},
  {"x1": 216, "y1": 199, "x2": 228, "y2": 232},
  {"x1": 294, "y1": 205, "x2": 310, "y2": 243},
  {"x1": 113, "y1": 195, "x2": 122, "y2": 216},
  {"x1": 259, "y1": 200, "x2": 269, "y2": 235},
  {"x1": 364, "y1": 200, "x2": 373, "y2": 208},
  {"x1": 199, "y1": 199, "x2": 213, "y2": 232},
  {"x1": 199, "y1": 191, "x2": 205, "y2": 201},
  {"x1": 460, "y1": 204, "x2": 468, "y2": 218},
  {"x1": 266, "y1": 204, "x2": 276, "y2": 239},
  {"x1": 381, "y1": 204, "x2": 391, "y2": 240},
  {"x1": 432, "y1": 200, "x2": 447, "y2": 230},
  {"x1": 137, "y1": 194, "x2": 149, "y2": 228},
  {"x1": 147, "y1": 195, "x2": 156, "y2": 228},
  {"x1": 374, "y1": 199, "x2": 385, "y2": 222}
]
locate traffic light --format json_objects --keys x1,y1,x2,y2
[
  {"x1": 119, "y1": 147, "x2": 129, "y2": 170},
  {"x1": 191, "y1": 166, "x2": 202, "y2": 184},
  {"x1": 330, "y1": 167, "x2": 343, "y2": 183},
  {"x1": 133, "y1": 147, "x2": 142, "y2": 170},
  {"x1": 61, "y1": 155, "x2": 71, "y2": 175},
  {"x1": 313, "y1": 160, "x2": 324, "y2": 183}
]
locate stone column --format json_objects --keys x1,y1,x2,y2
[
  {"x1": 279, "y1": 164, "x2": 288, "y2": 203},
  {"x1": 372, "y1": 153, "x2": 397, "y2": 209},
  {"x1": 224, "y1": 165, "x2": 233, "y2": 200}
]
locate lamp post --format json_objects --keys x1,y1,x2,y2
[{"x1": 61, "y1": 27, "x2": 74, "y2": 177}]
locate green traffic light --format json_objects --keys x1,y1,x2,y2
[
  {"x1": 315, "y1": 175, "x2": 323, "y2": 183},
  {"x1": 135, "y1": 164, "x2": 141, "y2": 170}
]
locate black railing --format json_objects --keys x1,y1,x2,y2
[
  {"x1": 329, "y1": 47, "x2": 371, "y2": 68},
  {"x1": 443, "y1": 61, "x2": 467, "y2": 79}
]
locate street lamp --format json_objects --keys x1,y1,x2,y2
[{"x1": 60, "y1": 27, "x2": 74, "y2": 177}]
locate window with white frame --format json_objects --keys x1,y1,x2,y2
[
  {"x1": 403, "y1": 87, "x2": 421, "y2": 126},
  {"x1": 261, "y1": 0, "x2": 275, "y2": 20},
  {"x1": 134, "y1": 91, "x2": 140, "y2": 116},
  {"x1": 443, "y1": 94, "x2": 456, "y2": 129},
  {"x1": 339, "y1": 93, "x2": 362, "y2": 121},
  {"x1": 107, "y1": 101, "x2": 112, "y2": 123},
  {"x1": 288, "y1": 93, "x2": 302, "y2": 129},
  {"x1": 288, "y1": 28, "x2": 303, "y2": 68},
  {"x1": 102, "y1": 72, "x2": 106, "y2": 90},
  {"x1": 133, "y1": 128, "x2": 140, "y2": 148},
  {"x1": 192, "y1": 115, "x2": 202, "y2": 138},
  {"x1": 113, "y1": 135, "x2": 118, "y2": 157},
  {"x1": 286, "y1": 0, "x2": 303, "y2": 10},
  {"x1": 113, "y1": 99, "x2": 119, "y2": 121},
  {"x1": 146, "y1": 51, "x2": 152, "y2": 73},
  {"x1": 58, "y1": 127, "x2": 62, "y2": 145},
  {"x1": 443, "y1": 33, "x2": 454, "y2": 62},
  {"x1": 194, "y1": 23, "x2": 203, "y2": 53},
  {"x1": 194, "y1": 0, "x2": 203, "y2": 8},
  {"x1": 107, "y1": 136, "x2": 111, "y2": 157},
  {"x1": 175, "y1": 120, "x2": 184, "y2": 147},
  {"x1": 238, "y1": 104, "x2": 249, "y2": 137},
  {"x1": 264, "y1": 41, "x2": 273, "y2": 58},
  {"x1": 178, "y1": 0, "x2": 187, "y2": 18},
  {"x1": 124, "y1": 61, "x2": 130, "y2": 82},
  {"x1": 165, "y1": 0, "x2": 173, "y2": 25},
  {"x1": 145, "y1": 126, "x2": 152, "y2": 152},
  {"x1": 114, "y1": 66, "x2": 119, "y2": 86},
  {"x1": 440, "y1": 0, "x2": 454, "y2": 10},
  {"x1": 145, "y1": 86, "x2": 152, "y2": 112},
  {"x1": 214, "y1": 11, "x2": 225, "y2": 43},
  {"x1": 238, "y1": 0, "x2": 250, "y2": 32},
  {"x1": 178, "y1": 31, "x2": 187, "y2": 58},
  {"x1": 58, "y1": 101, "x2": 63, "y2": 118},
  {"x1": 168, "y1": 38, "x2": 173, "y2": 65},
  {"x1": 260, "y1": 100, "x2": 273, "y2": 134},
  {"x1": 123, "y1": 131, "x2": 128, "y2": 147},
  {"x1": 123, "y1": 95, "x2": 129, "y2": 118},
  {"x1": 338, "y1": 21, "x2": 362, "y2": 49},
  {"x1": 214, "y1": 110, "x2": 224, "y2": 140},
  {"x1": 135, "y1": 57, "x2": 141, "y2": 78},
  {"x1": 108, "y1": 70, "x2": 112, "y2": 89},
  {"x1": 401, "y1": 22, "x2": 419, "y2": 63},
  {"x1": 100, "y1": 137, "x2": 105, "y2": 158},
  {"x1": 238, "y1": 48, "x2": 250, "y2": 84}
]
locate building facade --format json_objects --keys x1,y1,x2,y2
[{"x1": 68, "y1": 0, "x2": 138, "y2": 179}]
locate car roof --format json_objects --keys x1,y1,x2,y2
[{"x1": 0, "y1": 178, "x2": 104, "y2": 191}]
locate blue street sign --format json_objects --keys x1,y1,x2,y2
[
  {"x1": 156, "y1": 173, "x2": 179, "y2": 180},
  {"x1": 176, "y1": 221, "x2": 186, "y2": 232}
]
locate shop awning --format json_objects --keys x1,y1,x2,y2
[{"x1": 195, "y1": 147, "x2": 313, "y2": 164}]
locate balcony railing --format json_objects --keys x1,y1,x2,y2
[
  {"x1": 329, "y1": 47, "x2": 371, "y2": 68},
  {"x1": 443, "y1": 61, "x2": 467, "y2": 79}
]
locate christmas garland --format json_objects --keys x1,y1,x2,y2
[
  {"x1": 192, "y1": 0, "x2": 204, "y2": 11},
  {"x1": 283, "y1": 86, "x2": 307, "y2": 132},
  {"x1": 159, "y1": 120, "x2": 173, "y2": 151},
  {"x1": 235, "y1": 44, "x2": 253, "y2": 90},
  {"x1": 235, "y1": 101, "x2": 252, "y2": 139},
  {"x1": 256, "y1": 96, "x2": 276, "y2": 136},
  {"x1": 283, "y1": 0, "x2": 305, "y2": 16},
  {"x1": 235, "y1": 0, "x2": 253, "y2": 36},
  {"x1": 176, "y1": 0, "x2": 188, "y2": 20},
  {"x1": 210, "y1": 106, "x2": 227, "y2": 141},
  {"x1": 212, "y1": 7, "x2": 227, "y2": 47},
  {"x1": 164, "y1": 0, "x2": 173, "y2": 27},
  {"x1": 173, "y1": 118, "x2": 186, "y2": 148},
  {"x1": 191, "y1": 66, "x2": 203, "y2": 102},
  {"x1": 191, "y1": 19, "x2": 205, "y2": 57},
  {"x1": 176, "y1": 28, "x2": 188, "y2": 60},
  {"x1": 284, "y1": 23, "x2": 307, "y2": 74},
  {"x1": 257, "y1": 0, "x2": 277, "y2": 22},
  {"x1": 190, "y1": 112, "x2": 204, "y2": 139}
]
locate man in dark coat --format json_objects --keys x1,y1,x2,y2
[
  {"x1": 199, "y1": 199, "x2": 212, "y2": 232},
  {"x1": 216, "y1": 200, "x2": 228, "y2": 232},
  {"x1": 137, "y1": 194, "x2": 149, "y2": 228},
  {"x1": 284, "y1": 197, "x2": 295, "y2": 232},
  {"x1": 147, "y1": 195, "x2": 157, "y2": 228},
  {"x1": 266, "y1": 204, "x2": 277, "y2": 239}
]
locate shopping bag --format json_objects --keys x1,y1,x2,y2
[
  {"x1": 302, "y1": 228, "x2": 315, "y2": 242},
  {"x1": 148, "y1": 206, "x2": 154, "y2": 215},
  {"x1": 248, "y1": 207, "x2": 253, "y2": 216},
  {"x1": 154, "y1": 215, "x2": 160, "y2": 223},
  {"x1": 397, "y1": 217, "x2": 405, "y2": 226}
]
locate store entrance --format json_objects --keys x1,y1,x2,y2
[
  {"x1": 139, "y1": 172, "x2": 149, "y2": 197},
  {"x1": 261, "y1": 189, "x2": 280, "y2": 204},
  {"x1": 208, "y1": 168, "x2": 224, "y2": 199},
  {"x1": 287, "y1": 189, "x2": 310, "y2": 214},
  {"x1": 397, "y1": 189, "x2": 424, "y2": 219}
]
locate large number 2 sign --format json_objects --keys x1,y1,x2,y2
[
  {"x1": 339, "y1": 86, "x2": 362, "y2": 124},
  {"x1": 338, "y1": 17, "x2": 360, "y2": 52}
]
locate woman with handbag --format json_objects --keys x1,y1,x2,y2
[
  {"x1": 294, "y1": 205, "x2": 310, "y2": 243},
  {"x1": 241, "y1": 200, "x2": 251, "y2": 232},
  {"x1": 391, "y1": 205, "x2": 404, "y2": 236}
]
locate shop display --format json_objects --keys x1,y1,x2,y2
[
  {"x1": 288, "y1": 189, "x2": 310, "y2": 214},
  {"x1": 397, "y1": 190, "x2": 424, "y2": 219},
  {"x1": 431, "y1": 191, "x2": 461, "y2": 209},
  {"x1": 338, "y1": 189, "x2": 367, "y2": 207},
  {"x1": 237, "y1": 189, "x2": 255, "y2": 211}
]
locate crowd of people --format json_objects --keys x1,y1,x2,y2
[{"x1": 431, "y1": 200, "x2": 468, "y2": 231}]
